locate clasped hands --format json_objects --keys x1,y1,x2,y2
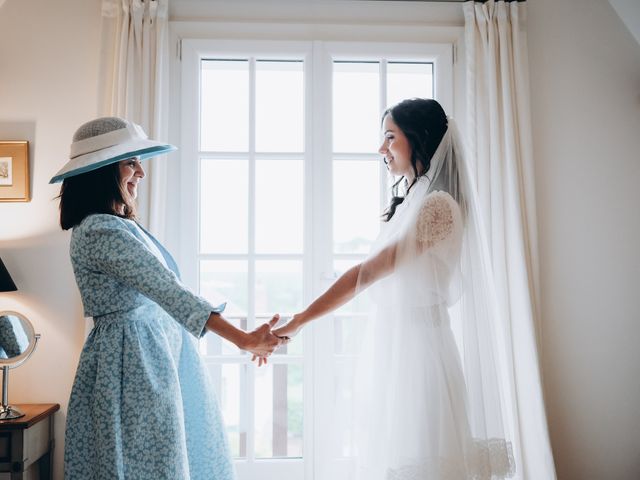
[{"x1": 246, "y1": 314, "x2": 304, "y2": 367}]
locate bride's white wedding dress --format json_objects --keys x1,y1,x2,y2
[
  {"x1": 353, "y1": 180, "x2": 512, "y2": 480},
  {"x1": 346, "y1": 124, "x2": 515, "y2": 480}
]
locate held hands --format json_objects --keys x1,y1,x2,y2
[
  {"x1": 243, "y1": 315, "x2": 286, "y2": 366},
  {"x1": 206, "y1": 311, "x2": 288, "y2": 367},
  {"x1": 272, "y1": 313, "x2": 304, "y2": 340},
  {"x1": 250, "y1": 314, "x2": 305, "y2": 367}
]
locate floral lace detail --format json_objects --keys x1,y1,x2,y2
[
  {"x1": 386, "y1": 438, "x2": 515, "y2": 480},
  {"x1": 467, "y1": 438, "x2": 515, "y2": 480},
  {"x1": 387, "y1": 461, "x2": 466, "y2": 480},
  {"x1": 416, "y1": 192, "x2": 455, "y2": 249}
]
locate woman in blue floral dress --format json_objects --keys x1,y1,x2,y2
[{"x1": 51, "y1": 117, "x2": 284, "y2": 479}]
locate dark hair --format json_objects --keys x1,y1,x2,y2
[
  {"x1": 382, "y1": 98, "x2": 448, "y2": 222},
  {"x1": 58, "y1": 162, "x2": 136, "y2": 230}
]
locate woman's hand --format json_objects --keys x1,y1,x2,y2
[
  {"x1": 272, "y1": 314, "x2": 305, "y2": 340},
  {"x1": 242, "y1": 315, "x2": 285, "y2": 362},
  {"x1": 206, "y1": 312, "x2": 285, "y2": 367},
  {"x1": 250, "y1": 314, "x2": 303, "y2": 367}
]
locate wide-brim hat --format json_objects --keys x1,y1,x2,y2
[{"x1": 49, "y1": 117, "x2": 177, "y2": 184}]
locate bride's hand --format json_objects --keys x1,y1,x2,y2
[
  {"x1": 272, "y1": 314, "x2": 305, "y2": 339},
  {"x1": 251, "y1": 314, "x2": 301, "y2": 367}
]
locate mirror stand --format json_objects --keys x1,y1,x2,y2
[
  {"x1": 0, "y1": 310, "x2": 40, "y2": 421},
  {"x1": 1, "y1": 366, "x2": 24, "y2": 420}
]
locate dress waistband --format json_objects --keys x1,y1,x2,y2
[{"x1": 91, "y1": 305, "x2": 152, "y2": 328}]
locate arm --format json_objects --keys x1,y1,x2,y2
[
  {"x1": 273, "y1": 192, "x2": 457, "y2": 339},
  {"x1": 296, "y1": 263, "x2": 362, "y2": 325},
  {"x1": 272, "y1": 244, "x2": 397, "y2": 338},
  {"x1": 206, "y1": 312, "x2": 283, "y2": 357},
  {"x1": 79, "y1": 215, "x2": 283, "y2": 356},
  {"x1": 79, "y1": 216, "x2": 216, "y2": 338}
]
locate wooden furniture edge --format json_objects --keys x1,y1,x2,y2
[{"x1": 0, "y1": 404, "x2": 60, "y2": 429}]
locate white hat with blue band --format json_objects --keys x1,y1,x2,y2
[{"x1": 49, "y1": 117, "x2": 176, "y2": 184}]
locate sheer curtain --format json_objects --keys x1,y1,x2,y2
[
  {"x1": 464, "y1": 1, "x2": 556, "y2": 479},
  {"x1": 98, "y1": 0, "x2": 171, "y2": 240}
]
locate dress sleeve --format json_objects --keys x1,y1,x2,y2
[
  {"x1": 356, "y1": 192, "x2": 460, "y2": 292},
  {"x1": 77, "y1": 215, "x2": 223, "y2": 338},
  {"x1": 414, "y1": 191, "x2": 457, "y2": 252}
]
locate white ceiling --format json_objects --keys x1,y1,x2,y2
[{"x1": 608, "y1": 0, "x2": 640, "y2": 47}]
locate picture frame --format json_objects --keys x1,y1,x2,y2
[{"x1": 0, "y1": 141, "x2": 30, "y2": 202}]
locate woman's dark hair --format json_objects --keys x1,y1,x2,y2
[
  {"x1": 58, "y1": 162, "x2": 136, "y2": 230},
  {"x1": 382, "y1": 98, "x2": 448, "y2": 222}
]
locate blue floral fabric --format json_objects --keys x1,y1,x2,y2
[{"x1": 64, "y1": 214, "x2": 235, "y2": 480}]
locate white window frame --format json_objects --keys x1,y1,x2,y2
[
  {"x1": 310, "y1": 41, "x2": 453, "y2": 479},
  {"x1": 178, "y1": 35, "x2": 455, "y2": 480},
  {"x1": 181, "y1": 40, "x2": 312, "y2": 480}
]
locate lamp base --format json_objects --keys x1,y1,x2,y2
[{"x1": 0, "y1": 405, "x2": 25, "y2": 420}]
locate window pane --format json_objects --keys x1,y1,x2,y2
[
  {"x1": 333, "y1": 358, "x2": 356, "y2": 457},
  {"x1": 255, "y1": 260, "x2": 304, "y2": 355},
  {"x1": 256, "y1": 61, "x2": 304, "y2": 152},
  {"x1": 201, "y1": 60, "x2": 249, "y2": 152},
  {"x1": 333, "y1": 62, "x2": 380, "y2": 153},
  {"x1": 254, "y1": 363, "x2": 304, "y2": 458},
  {"x1": 333, "y1": 160, "x2": 381, "y2": 254},
  {"x1": 200, "y1": 159, "x2": 248, "y2": 254},
  {"x1": 386, "y1": 62, "x2": 433, "y2": 109},
  {"x1": 200, "y1": 260, "x2": 248, "y2": 355},
  {"x1": 255, "y1": 260, "x2": 303, "y2": 317},
  {"x1": 208, "y1": 363, "x2": 247, "y2": 458},
  {"x1": 256, "y1": 160, "x2": 303, "y2": 254}
]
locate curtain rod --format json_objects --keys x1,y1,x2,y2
[
  {"x1": 364, "y1": 0, "x2": 468, "y2": 2},
  {"x1": 353, "y1": 0, "x2": 468, "y2": 2}
]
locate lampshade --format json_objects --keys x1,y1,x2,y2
[{"x1": 0, "y1": 257, "x2": 17, "y2": 292}]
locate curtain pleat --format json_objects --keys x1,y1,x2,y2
[
  {"x1": 464, "y1": 2, "x2": 556, "y2": 479},
  {"x1": 98, "y1": 0, "x2": 171, "y2": 240}
]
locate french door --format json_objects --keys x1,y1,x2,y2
[{"x1": 180, "y1": 38, "x2": 452, "y2": 479}]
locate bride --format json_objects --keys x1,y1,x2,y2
[{"x1": 273, "y1": 98, "x2": 515, "y2": 479}]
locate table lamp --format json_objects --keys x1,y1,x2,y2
[
  {"x1": 0, "y1": 258, "x2": 17, "y2": 292},
  {"x1": 0, "y1": 256, "x2": 40, "y2": 420}
]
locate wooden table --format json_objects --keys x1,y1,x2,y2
[{"x1": 0, "y1": 404, "x2": 59, "y2": 480}]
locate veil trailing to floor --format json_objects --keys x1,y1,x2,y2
[{"x1": 322, "y1": 119, "x2": 516, "y2": 480}]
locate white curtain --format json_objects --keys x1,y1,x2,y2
[
  {"x1": 98, "y1": 0, "x2": 171, "y2": 240},
  {"x1": 464, "y1": 1, "x2": 556, "y2": 479}
]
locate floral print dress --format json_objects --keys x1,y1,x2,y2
[{"x1": 64, "y1": 214, "x2": 235, "y2": 480}]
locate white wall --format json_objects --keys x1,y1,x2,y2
[
  {"x1": 0, "y1": 0, "x2": 101, "y2": 478},
  {"x1": 528, "y1": 0, "x2": 640, "y2": 479}
]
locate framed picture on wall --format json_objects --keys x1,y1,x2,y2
[{"x1": 0, "y1": 141, "x2": 29, "y2": 202}]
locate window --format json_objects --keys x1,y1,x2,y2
[{"x1": 180, "y1": 39, "x2": 453, "y2": 480}]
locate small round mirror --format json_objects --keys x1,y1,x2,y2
[
  {"x1": 0, "y1": 311, "x2": 40, "y2": 420},
  {"x1": 0, "y1": 312, "x2": 36, "y2": 364}
]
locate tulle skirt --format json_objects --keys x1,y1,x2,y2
[{"x1": 345, "y1": 303, "x2": 513, "y2": 480}]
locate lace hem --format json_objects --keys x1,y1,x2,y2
[
  {"x1": 468, "y1": 438, "x2": 515, "y2": 480},
  {"x1": 386, "y1": 438, "x2": 515, "y2": 480}
]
